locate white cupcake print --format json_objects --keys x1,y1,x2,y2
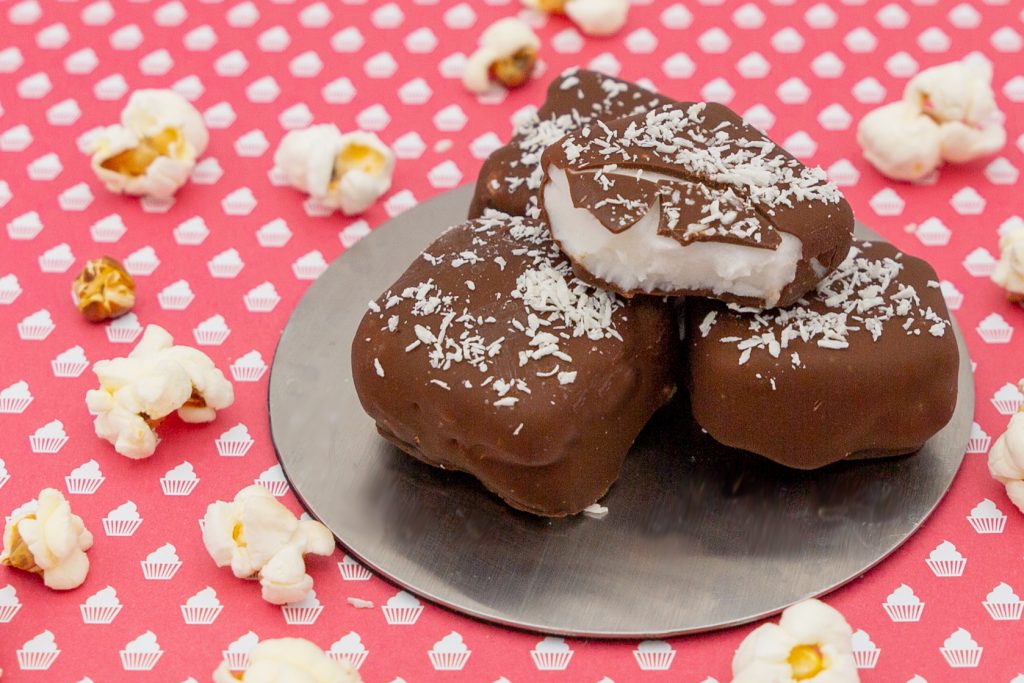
[
  {"x1": 173, "y1": 216, "x2": 209, "y2": 246},
  {"x1": 429, "y1": 632, "x2": 470, "y2": 671},
  {"x1": 158, "y1": 280, "x2": 195, "y2": 311},
  {"x1": 140, "y1": 543, "x2": 181, "y2": 579},
  {"x1": 208, "y1": 248, "x2": 245, "y2": 279},
  {"x1": 327, "y1": 631, "x2": 367, "y2": 669},
  {"x1": 58, "y1": 182, "x2": 94, "y2": 211},
  {"x1": 967, "y1": 498, "x2": 1007, "y2": 534},
  {"x1": 977, "y1": 313, "x2": 1013, "y2": 344},
  {"x1": 340, "y1": 220, "x2": 371, "y2": 249},
  {"x1": 851, "y1": 629, "x2": 880, "y2": 668},
  {"x1": 633, "y1": 639, "x2": 676, "y2": 670},
  {"x1": 256, "y1": 218, "x2": 292, "y2": 248},
  {"x1": 926, "y1": 540, "x2": 966, "y2": 577},
  {"x1": 161, "y1": 461, "x2": 199, "y2": 496},
  {"x1": 0, "y1": 125, "x2": 33, "y2": 154},
  {"x1": 193, "y1": 314, "x2": 230, "y2": 346},
  {"x1": 18, "y1": 630, "x2": 60, "y2": 671},
  {"x1": 0, "y1": 380, "x2": 33, "y2": 413},
  {"x1": 338, "y1": 554, "x2": 372, "y2": 581},
  {"x1": 27, "y1": 152, "x2": 63, "y2": 180},
  {"x1": 89, "y1": 214, "x2": 126, "y2": 243},
  {"x1": 282, "y1": 589, "x2": 323, "y2": 625},
  {"x1": 181, "y1": 586, "x2": 222, "y2": 624},
  {"x1": 279, "y1": 103, "x2": 314, "y2": 130},
  {"x1": 29, "y1": 419, "x2": 68, "y2": 454},
  {"x1": 0, "y1": 584, "x2": 22, "y2": 623},
  {"x1": 940, "y1": 628, "x2": 982, "y2": 668},
  {"x1": 66, "y1": 459, "x2": 104, "y2": 495},
  {"x1": 216, "y1": 423, "x2": 254, "y2": 457},
  {"x1": 966, "y1": 422, "x2": 991, "y2": 454},
  {"x1": 120, "y1": 631, "x2": 162, "y2": 671},
  {"x1": 106, "y1": 311, "x2": 143, "y2": 344},
  {"x1": 222, "y1": 631, "x2": 258, "y2": 671},
  {"x1": 204, "y1": 101, "x2": 237, "y2": 128},
  {"x1": 244, "y1": 282, "x2": 280, "y2": 312},
  {"x1": 531, "y1": 636, "x2": 573, "y2": 671},
  {"x1": 123, "y1": 246, "x2": 160, "y2": 277},
  {"x1": 18, "y1": 308, "x2": 55, "y2": 341},
  {"x1": 231, "y1": 350, "x2": 268, "y2": 382},
  {"x1": 255, "y1": 464, "x2": 289, "y2": 497},
  {"x1": 982, "y1": 582, "x2": 1023, "y2": 621},
  {"x1": 191, "y1": 158, "x2": 223, "y2": 186},
  {"x1": 883, "y1": 584, "x2": 924, "y2": 622},
  {"x1": 991, "y1": 382, "x2": 1024, "y2": 415},
  {"x1": 51, "y1": 345, "x2": 88, "y2": 378},
  {"x1": 0, "y1": 273, "x2": 22, "y2": 304},
  {"x1": 221, "y1": 187, "x2": 258, "y2": 215},
  {"x1": 382, "y1": 591, "x2": 423, "y2": 625},
  {"x1": 103, "y1": 501, "x2": 142, "y2": 537},
  {"x1": 80, "y1": 585, "x2": 122, "y2": 624},
  {"x1": 7, "y1": 210, "x2": 43, "y2": 240},
  {"x1": 292, "y1": 250, "x2": 328, "y2": 280}
]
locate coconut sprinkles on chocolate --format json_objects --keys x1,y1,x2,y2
[
  {"x1": 352, "y1": 212, "x2": 675, "y2": 517},
  {"x1": 687, "y1": 241, "x2": 959, "y2": 469},
  {"x1": 540, "y1": 102, "x2": 855, "y2": 307},
  {"x1": 469, "y1": 68, "x2": 679, "y2": 220}
]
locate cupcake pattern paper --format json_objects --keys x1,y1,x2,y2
[{"x1": 1, "y1": 0, "x2": 1023, "y2": 680}]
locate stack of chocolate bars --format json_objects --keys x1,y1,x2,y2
[{"x1": 352, "y1": 70, "x2": 959, "y2": 517}]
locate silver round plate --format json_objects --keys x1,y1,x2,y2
[{"x1": 269, "y1": 185, "x2": 974, "y2": 638}]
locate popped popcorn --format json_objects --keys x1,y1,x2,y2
[
  {"x1": 274, "y1": 124, "x2": 394, "y2": 216},
  {"x1": 857, "y1": 59, "x2": 1005, "y2": 181},
  {"x1": 992, "y1": 228, "x2": 1024, "y2": 302},
  {"x1": 89, "y1": 89, "x2": 208, "y2": 198},
  {"x1": 213, "y1": 638, "x2": 361, "y2": 683},
  {"x1": 856, "y1": 102, "x2": 942, "y2": 182},
  {"x1": 905, "y1": 60, "x2": 998, "y2": 126},
  {"x1": 85, "y1": 325, "x2": 234, "y2": 458},
  {"x1": 565, "y1": 0, "x2": 629, "y2": 37},
  {"x1": 202, "y1": 485, "x2": 334, "y2": 605},
  {"x1": 989, "y1": 411, "x2": 1024, "y2": 514},
  {"x1": 1, "y1": 488, "x2": 93, "y2": 590},
  {"x1": 72, "y1": 257, "x2": 136, "y2": 322},
  {"x1": 731, "y1": 599, "x2": 859, "y2": 683},
  {"x1": 524, "y1": 0, "x2": 630, "y2": 37},
  {"x1": 463, "y1": 18, "x2": 540, "y2": 93}
]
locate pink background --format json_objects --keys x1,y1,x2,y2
[{"x1": 1, "y1": 0, "x2": 1023, "y2": 680}]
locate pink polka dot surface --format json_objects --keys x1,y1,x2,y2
[{"x1": 0, "y1": 0, "x2": 1021, "y2": 680}]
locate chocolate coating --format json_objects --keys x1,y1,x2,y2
[
  {"x1": 540, "y1": 102, "x2": 855, "y2": 307},
  {"x1": 352, "y1": 214, "x2": 677, "y2": 516},
  {"x1": 468, "y1": 69, "x2": 677, "y2": 220},
  {"x1": 686, "y1": 241, "x2": 959, "y2": 469}
]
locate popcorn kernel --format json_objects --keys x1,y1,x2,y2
[
  {"x1": 332, "y1": 144, "x2": 388, "y2": 187},
  {"x1": 73, "y1": 256, "x2": 136, "y2": 322},
  {"x1": 492, "y1": 47, "x2": 538, "y2": 89},
  {"x1": 0, "y1": 519, "x2": 42, "y2": 575},
  {"x1": 100, "y1": 127, "x2": 182, "y2": 176},
  {"x1": 536, "y1": 0, "x2": 567, "y2": 12},
  {"x1": 788, "y1": 644, "x2": 824, "y2": 680}
]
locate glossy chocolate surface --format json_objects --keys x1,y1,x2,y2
[
  {"x1": 541, "y1": 102, "x2": 854, "y2": 306},
  {"x1": 468, "y1": 69, "x2": 676, "y2": 220},
  {"x1": 352, "y1": 214, "x2": 677, "y2": 516},
  {"x1": 686, "y1": 241, "x2": 959, "y2": 469}
]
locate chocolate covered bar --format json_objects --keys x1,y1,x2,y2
[
  {"x1": 469, "y1": 68, "x2": 677, "y2": 220},
  {"x1": 686, "y1": 241, "x2": 959, "y2": 469},
  {"x1": 352, "y1": 213, "x2": 676, "y2": 516},
  {"x1": 540, "y1": 102, "x2": 854, "y2": 308}
]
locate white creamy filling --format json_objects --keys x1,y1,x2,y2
[{"x1": 543, "y1": 166, "x2": 802, "y2": 305}]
